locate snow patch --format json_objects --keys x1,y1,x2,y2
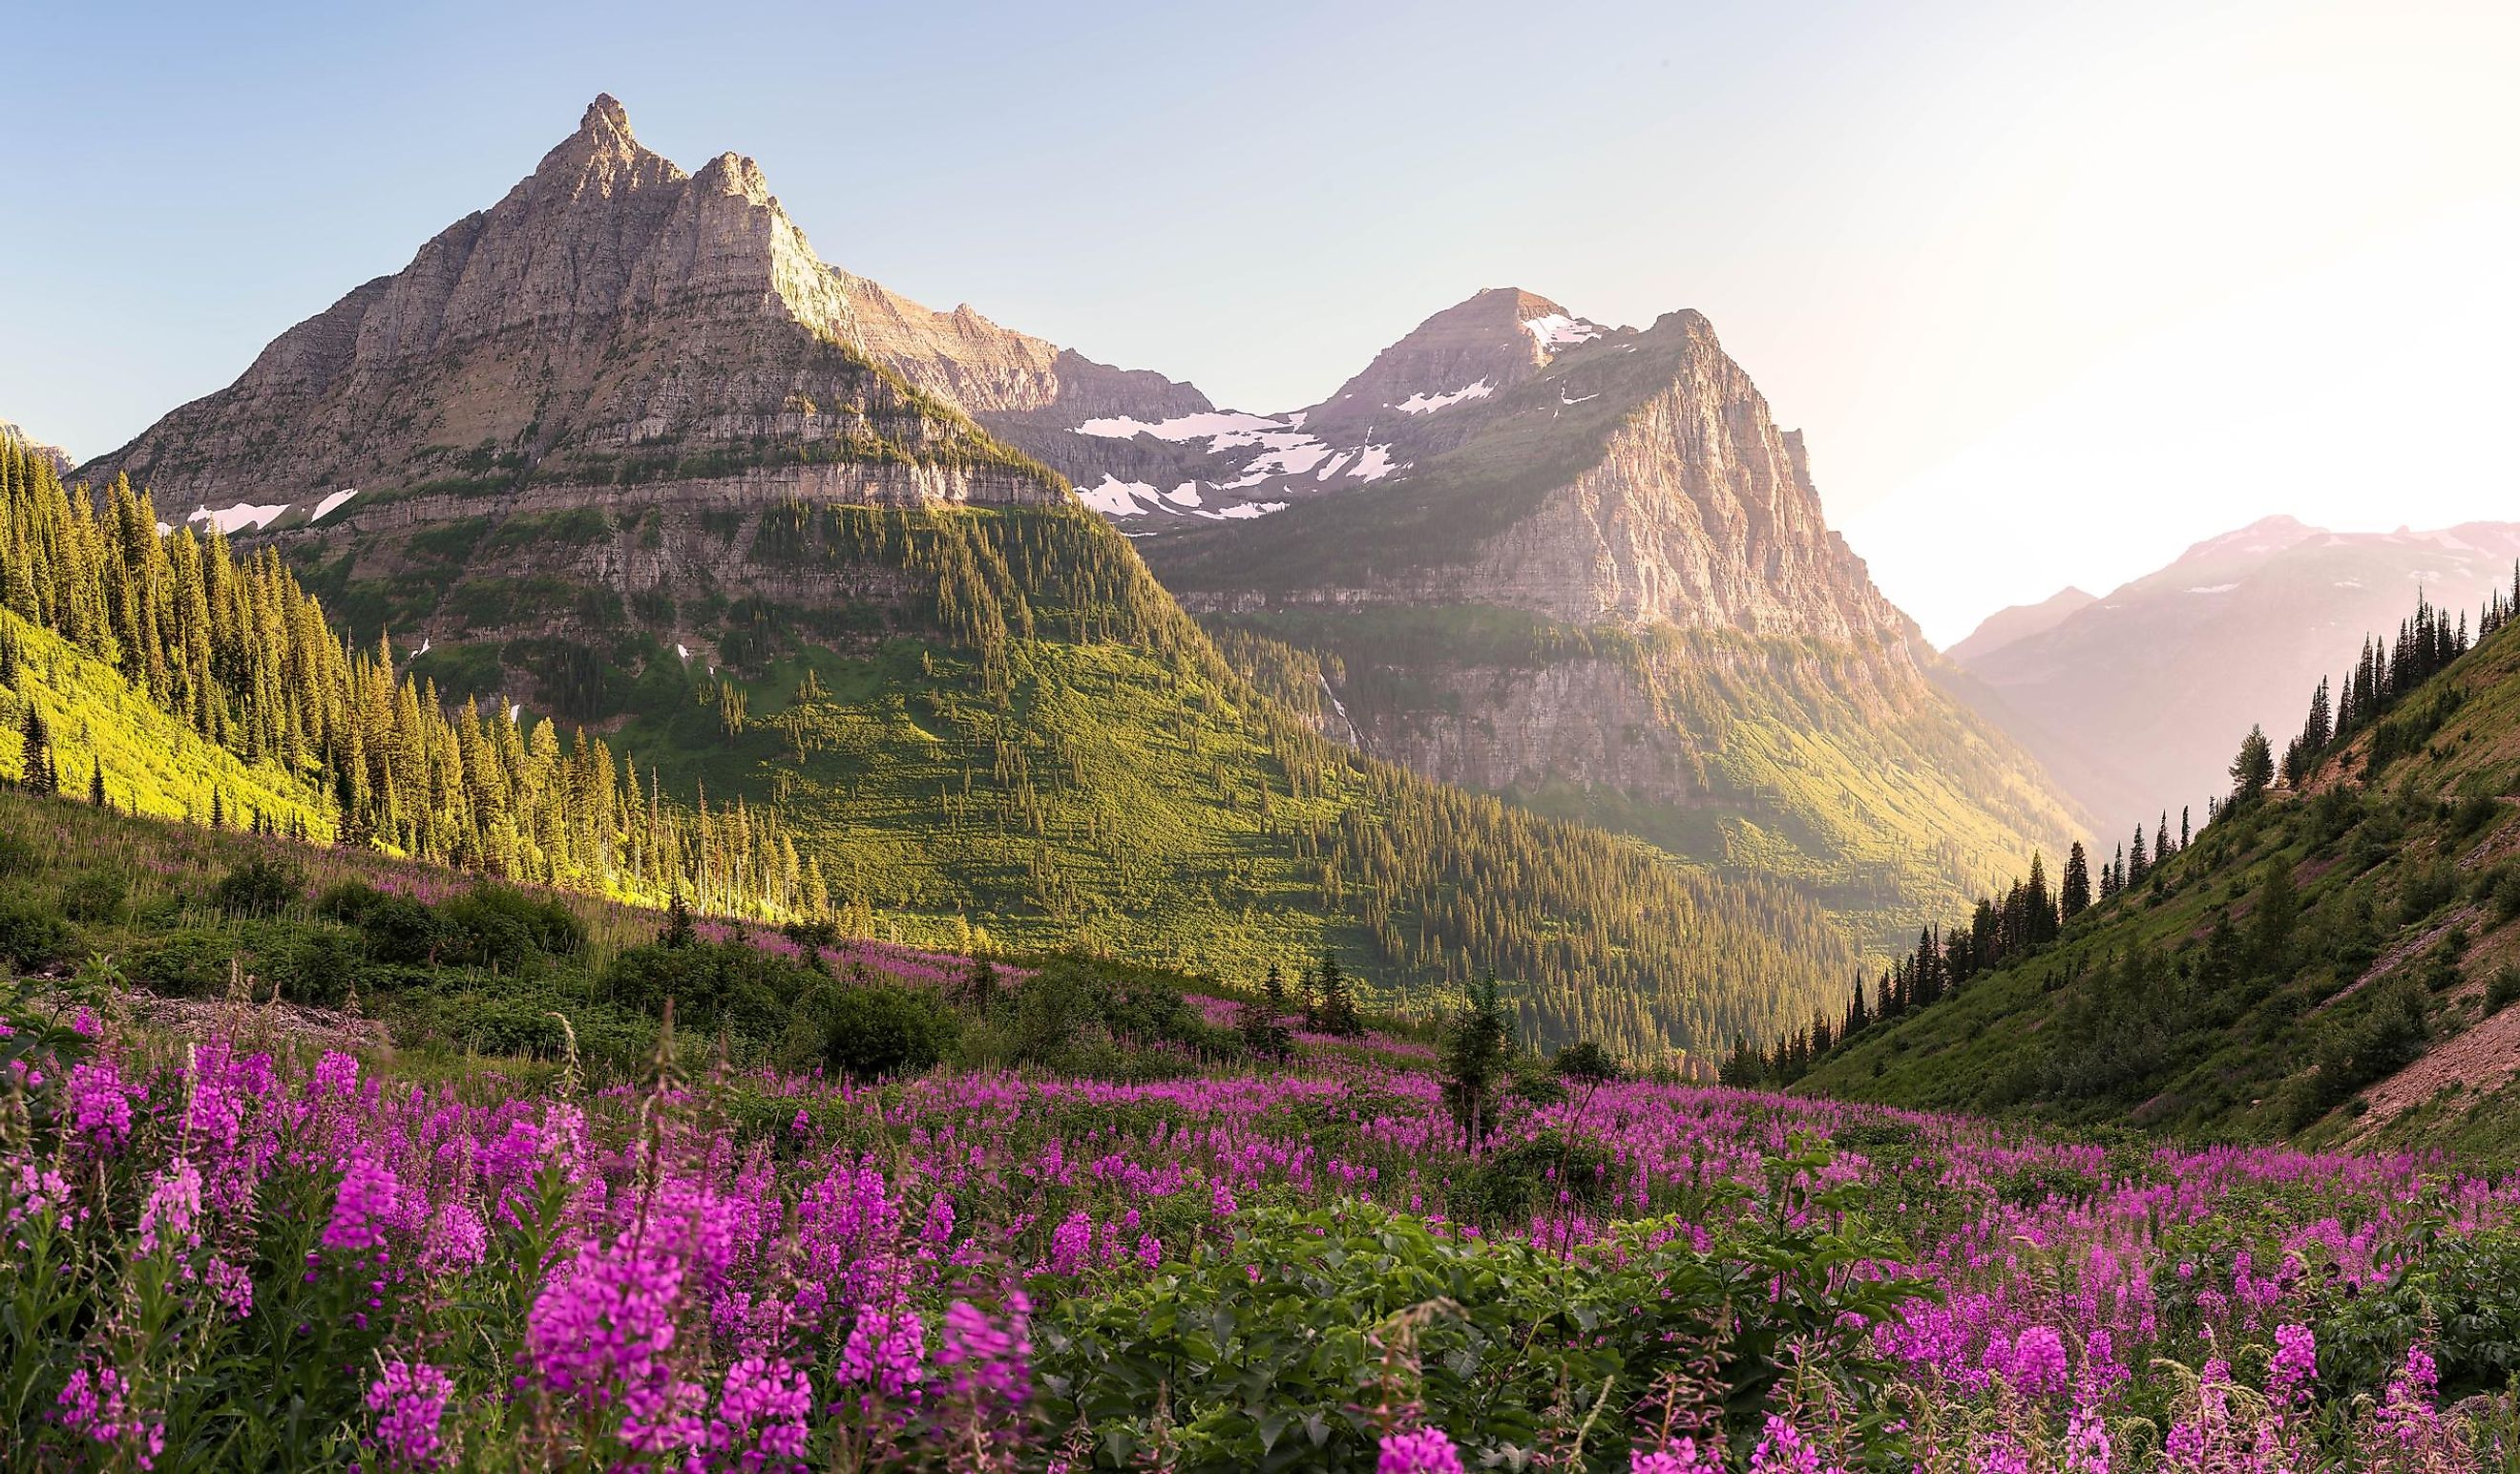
[
  {"x1": 1073, "y1": 411, "x2": 1283, "y2": 444},
  {"x1": 1213, "y1": 501, "x2": 1288, "y2": 520},
  {"x1": 1353, "y1": 446, "x2": 1396, "y2": 482},
  {"x1": 311, "y1": 487, "x2": 360, "y2": 521},
  {"x1": 415, "y1": 638, "x2": 431, "y2": 657},
  {"x1": 676, "y1": 643, "x2": 689, "y2": 662},
  {"x1": 1560, "y1": 389, "x2": 1599, "y2": 405},
  {"x1": 1163, "y1": 483, "x2": 1204, "y2": 508},
  {"x1": 1074, "y1": 476, "x2": 1172, "y2": 516},
  {"x1": 1393, "y1": 380, "x2": 1493, "y2": 415},
  {"x1": 2186, "y1": 583, "x2": 2240, "y2": 595},
  {"x1": 187, "y1": 502, "x2": 289, "y2": 535},
  {"x1": 506, "y1": 702, "x2": 522, "y2": 724},
  {"x1": 1521, "y1": 313, "x2": 1606, "y2": 351}
]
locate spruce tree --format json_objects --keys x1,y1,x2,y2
[
  {"x1": 1315, "y1": 951, "x2": 1363, "y2": 1039},
  {"x1": 17, "y1": 708, "x2": 53, "y2": 796},
  {"x1": 1439, "y1": 972, "x2": 1512, "y2": 1149},
  {"x1": 2230, "y1": 725, "x2": 2275, "y2": 804},
  {"x1": 662, "y1": 889, "x2": 695, "y2": 948},
  {"x1": 88, "y1": 758, "x2": 104, "y2": 809},
  {"x1": 2061, "y1": 841, "x2": 2092, "y2": 919}
]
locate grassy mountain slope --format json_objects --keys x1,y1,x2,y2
[
  {"x1": 1802, "y1": 611, "x2": 2520, "y2": 1147},
  {"x1": 0, "y1": 611, "x2": 331, "y2": 834},
  {"x1": 274, "y1": 493, "x2": 1856, "y2": 1062}
]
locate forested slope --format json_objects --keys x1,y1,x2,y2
[{"x1": 1797, "y1": 572, "x2": 2520, "y2": 1148}]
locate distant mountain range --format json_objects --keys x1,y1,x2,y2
[{"x1": 1948, "y1": 516, "x2": 2520, "y2": 821}]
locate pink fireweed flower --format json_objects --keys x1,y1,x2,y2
[
  {"x1": 322, "y1": 1153, "x2": 404, "y2": 1254},
  {"x1": 56, "y1": 1365, "x2": 163, "y2": 1470},
  {"x1": 67, "y1": 1059, "x2": 133, "y2": 1149},
  {"x1": 1048, "y1": 1211, "x2": 1093, "y2": 1276},
  {"x1": 364, "y1": 1360, "x2": 454, "y2": 1469},
  {"x1": 2268, "y1": 1323, "x2": 2316, "y2": 1405},
  {"x1": 136, "y1": 1162, "x2": 203, "y2": 1255},
  {"x1": 526, "y1": 1228, "x2": 704, "y2": 1451},
  {"x1": 836, "y1": 1304, "x2": 926, "y2": 1400},
  {"x1": 1749, "y1": 1415, "x2": 1847, "y2": 1474},
  {"x1": 708, "y1": 1355, "x2": 811, "y2": 1468},
  {"x1": 1633, "y1": 1438, "x2": 1726, "y2": 1473},
  {"x1": 936, "y1": 1294, "x2": 1031, "y2": 1413},
  {"x1": 419, "y1": 1201, "x2": 488, "y2": 1276},
  {"x1": 1378, "y1": 1425, "x2": 1467, "y2": 1474}
]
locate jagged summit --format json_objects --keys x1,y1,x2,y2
[
  {"x1": 580, "y1": 92, "x2": 631, "y2": 137},
  {"x1": 73, "y1": 95, "x2": 1204, "y2": 521}
]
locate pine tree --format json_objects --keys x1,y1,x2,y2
[
  {"x1": 662, "y1": 889, "x2": 695, "y2": 949},
  {"x1": 1314, "y1": 952, "x2": 1364, "y2": 1039},
  {"x1": 2229, "y1": 725, "x2": 2275, "y2": 805},
  {"x1": 2061, "y1": 841, "x2": 2092, "y2": 919},
  {"x1": 1439, "y1": 972, "x2": 1513, "y2": 1150},
  {"x1": 87, "y1": 758, "x2": 104, "y2": 809},
  {"x1": 17, "y1": 707, "x2": 53, "y2": 795}
]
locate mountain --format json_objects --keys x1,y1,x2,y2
[
  {"x1": 1105, "y1": 298, "x2": 2089, "y2": 951},
  {"x1": 1801, "y1": 577, "x2": 2520, "y2": 1152},
  {"x1": 1942, "y1": 586, "x2": 2094, "y2": 665},
  {"x1": 0, "y1": 421, "x2": 69, "y2": 476},
  {"x1": 1952, "y1": 515, "x2": 2520, "y2": 821},
  {"x1": 57, "y1": 96, "x2": 1870, "y2": 1062}
]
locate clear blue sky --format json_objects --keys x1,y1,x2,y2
[{"x1": 8, "y1": 0, "x2": 2514, "y2": 642}]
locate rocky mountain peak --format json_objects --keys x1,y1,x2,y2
[
  {"x1": 579, "y1": 93, "x2": 632, "y2": 138},
  {"x1": 1301, "y1": 286, "x2": 1615, "y2": 439}
]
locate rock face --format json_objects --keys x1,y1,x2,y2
[
  {"x1": 0, "y1": 421, "x2": 71, "y2": 476},
  {"x1": 1138, "y1": 297, "x2": 2086, "y2": 948},
  {"x1": 74, "y1": 96, "x2": 1194, "y2": 521},
  {"x1": 1955, "y1": 517, "x2": 2520, "y2": 821}
]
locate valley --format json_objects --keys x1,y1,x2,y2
[{"x1": 7, "y1": 37, "x2": 2518, "y2": 1470}]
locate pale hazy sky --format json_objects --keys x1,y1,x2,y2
[{"x1": 6, "y1": 0, "x2": 2512, "y2": 643}]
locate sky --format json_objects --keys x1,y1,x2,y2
[{"x1": 5, "y1": 0, "x2": 2513, "y2": 644}]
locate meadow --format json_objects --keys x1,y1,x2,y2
[{"x1": 5, "y1": 938, "x2": 2514, "y2": 1471}]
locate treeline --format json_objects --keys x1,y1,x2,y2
[
  {"x1": 0, "y1": 433, "x2": 817, "y2": 916},
  {"x1": 2280, "y1": 571, "x2": 2519, "y2": 784},
  {"x1": 1312, "y1": 764, "x2": 1856, "y2": 1060},
  {"x1": 1741, "y1": 571, "x2": 2520, "y2": 1091}
]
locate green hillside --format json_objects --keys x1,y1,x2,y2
[
  {"x1": 1799, "y1": 580, "x2": 2520, "y2": 1149},
  {"x1": 278, "y1": 489, "x2": 1858, "y2": 1060}
]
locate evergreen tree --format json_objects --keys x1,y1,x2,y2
[
  {"x1": 17, "y1": 707, "x2": 53, "y2": 796},
  {"x1": 87, "y1": 758, "x2": 104, "y2": 809},
  {"x1": 662, "y1": 889, "x2": 695, "y2": 949},
  {"x1": 1314, "y1": 952, "x2": 1363, "y2": 1039},
  {"x1": 1260, "y1": 960, "x2": 1292, "y2": 1021},
  {"x1": 2229, "y1": 725, "x2": 2275, "y2": 805},
  {"x1": 2061, "y1": 841, "x2": 2091, "y2": 919},
  {"x1": 1439, "y1": 971, "x2": 1513, "y2": 1149},
  {"x1": 2127, "y1": 825, "x2": 2150, "y2": 886}
]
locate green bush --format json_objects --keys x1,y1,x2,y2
[
  {"x1": 58, "y1": 868, "x2": 129, "y2": 924},
  {"x1": 782, "y1": 980, "x2": 956, "y2": 1080},
  {"x1": 128, "y1": 929, "x2": 244, "y2": 996},
  {"x1": 209, "y1": 855, "x2": 303, "y2": 917},
  {"x1": 600, "y1": 940, "x2": 822, "y2": 1041},
  {"x1": 0, "y1": 896, "x2": 72, "y2": 971}
]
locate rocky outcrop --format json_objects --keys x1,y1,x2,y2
[
  {"x1": 0, "y1": 421, "x2": 71, "y2": 476},
  {"x1": 74, "y1": 95, "x2": 1182, "y2": 521}
]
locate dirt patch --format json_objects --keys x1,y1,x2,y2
[
  {"x1": 2313, "y1": 906, "x2": 2482, "y2": 1016},
  {"x1": 2353, "y1": 1000, "x2": 2520, "y2": 1135},
  {"x1": 48, "y1": 986, "x2": 389, "y2": 1055}
]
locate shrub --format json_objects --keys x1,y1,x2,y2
[
  {"x1": 127, "y1": 929, "x2": 244, "y2": 996},
  {"x1": 436, "y1": 885, "x2": 586, "y2": 971},
  {"x1": 783, "y1": 980, "x2": 956, "y2": 1081},
  {"x1": 600, "y1": 940, "x2": 821, "y2": 1042},
  {"x1": 58, "y1": 868, "x2": 129, "y2": 924},
  {"x1": 0, "y1": 896, "x2": 72, "y2": 971},
  {"x1": 209, "y1": 854, "x2": 302, "y2": 916},
  {"x1": 2487, "y1": 966, "x2": 2520, "y2": 1017}
]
